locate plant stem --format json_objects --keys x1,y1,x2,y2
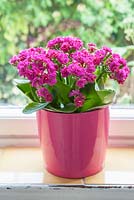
[
  {"x1": 66, "y1": 77, "x2": 69, "y2": 85},
  {"x1": 96, "y1": 71, "x2": 105, "y2": 82},
  {"x1": 58, "y1": 71, "x2": 62, "y2": 81}
]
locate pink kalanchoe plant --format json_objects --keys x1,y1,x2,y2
[{"x1": 9, "y1": 36, "x2": 130, "y2": 114}]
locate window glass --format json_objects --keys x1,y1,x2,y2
[{"x1": 0, "y1": 0, "x2": 134, "y2": 106}]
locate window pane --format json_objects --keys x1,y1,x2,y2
[{"x1": 0, "y1": 0, "x2": 134, "y2": 106}]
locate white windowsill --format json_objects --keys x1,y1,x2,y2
[
  {"x1": 0, "y1": 184, "x2": 134, "y2": 200},
  {"x1": 0, "y1": 146, "x2": 134, "y2": 199}
]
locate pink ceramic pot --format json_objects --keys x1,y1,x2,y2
[{"x1": 36, "y1": 107, "x2": 109, "y2": 178}]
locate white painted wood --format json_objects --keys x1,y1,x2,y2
[
  {"x1": 109, "y1": 136, "x2": 134, "y2": 147},
  {"x1": 1, "y1": 135, "x2": 134, "y2": 147},
  {"x1": 0, "y1": 136, "x2": 40, "y2": 147},
  {"x1": 110, "y1": 119, "x2": 134, "y2": 137},
  {"x1": 0, "y1": 185, "x2": 134, "y2": 200}
]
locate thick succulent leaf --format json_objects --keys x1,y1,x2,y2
[
  {"x1": 80, "y1": 83, "x2": 102, "y2": 112},
  {"x1": 30, "y1": 87, "x2": 40, "y2": 102},
  {"x1": 81, "y1": 89, "x2": 115, "y2": 112},
  {"x1": 58, "y1": 103, "x2": 77, "y2": 113},
  {"x1": 97, "y1": 73, "x2": 108, "y2": 89},
  {"x1": 128, "y1": 61, "x2": 134, "y2": 67},
  {"x1": 80, "y1": 83, "x2": 95, "y2": 97},
  {"x1": 80, "y1": 98, "x2": 100, "y2": 112},
  {"x1": 14, "y1": 79, "x2": 30, "y2": 84},
  {"x1": 80, "y1": 84, "x2": 115, "y2": 112},
  {"x1": 85, "y1": 104, "x2": 109, "y2": 112},
  {"x1": 23, "y1": 102, "x2": 49, "y2": 114},
  {"x1": 97, "y1": 89, "x2": 115, "y2": 104},
  {"x1": 46, "y1": 103, "x2": 76, "y2": 113},
  {"x1": 53, "y1": 80, "x2": 71, "y2": 104},
  {"x1": 112, "y1": 46, "x2": 134, "y2": 58},
  {"x1": 14, "y1": 79, "x2": 39, "y2": 102}
]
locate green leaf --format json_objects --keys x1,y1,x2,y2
[
  {"x1": 53, "y1": 80, "x2": 71, "y2": 104},
  {"x1": 46, "y1": 103, "x2": 76, "y2": 113},
  {"x1": 97, "y1": 89, "x2": 115, "y2": 104},
  {"x1": 23, "y1": 102, "x2": 49, "y2": 114},
  {"x1": 128, "y1": 61, "x2": 134, "y2": 67},
  {"x1": 80, "y1": 84, "x2": 115, "y2": 112},
  {"x1": 80, "y1": 100, "x2": 94, "y2": 112},
  {"x1": 112, "y1": 47, "x2": 127, "y2": 56},
  {"x1": 16, "y1": 83, "x2": 35, "y2": 101},
  {"x1": 14, "y1": 79, "x2": 30, "y2": 84},
  {"x1": 59, "y1": 103, "x2": 77, "y2": 113},
  {"x1": 14, "y1": 79, "x2": 39, "y2": 102},
  {"x1": 30, "y1": 87, "x2": 40, "y2": 102},
  {"x1": 80, "y1": 83, "x2": 102, "y2": 112},
  {"x1": 86, "y1": 105, "x2": 109, "y2": 112}
]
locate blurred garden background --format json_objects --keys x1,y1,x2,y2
[{"x1": 0, "y1": 0, "x2": 134, "y2": 106}]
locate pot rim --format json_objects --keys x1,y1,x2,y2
[{"x1": 38, "y1": 105, "x2": 109, "y2": 115}]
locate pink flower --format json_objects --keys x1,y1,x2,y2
[
  {"x1": 107, "y1": 53, "x2": 129, "y2": 84},
  {"x1": 109, "y1": 61, "x2": 120, "y2": 72},
  {"x1": 88, "y1": 43, "x2": 97, "y2": 53},
  {"x1": 47, "y1": 49, "x2": 69, "y2": 65},
  {"x1": 69, "y1": 90, "x2": 85, "y2": 108},
  {"x1": 85, "y1": 72, "x2": 96, "y2": 83},
  {"x1": 60, "y1": 42, "x2": 70, "y2": 52},
  {"x1": 9, "y1": 55, "x2": 19, "y2": 65},
  {"x1": 93, "y1": 55, "x2": 101, "y2": 65},
  {"x1": 93, "y1": 49, "x2": 106, "y2": 66},
  {"x1": 86, "y1": 63, "x2": 96, "y2": 73},
  {"x1": 57, "y1": 52, "x2": 69, "y2": 64},
  {"x1": 115, "y1": 67, "x2": 130, "y2": 84},
  {"x1": 68, "y1": 62, "x2": 85, "y2": 77},
  {"x1": 47, "y1": 36, "x2": 64, "y2": 49},
  {"x1": 32, "y1": 77, "x2": 43, "y2": 87},
  {"x1": 45, "y1": 93, "x2": 53, "y2": 102},
  {"x1": 76, "y1": 78, "x2": 87, "y2": 88},
  {"x1": 47, "y1": 36, "x2": 83, "y2": 52},
  {"x1": 37, "y1": 87, "x2": 53, "y2": 102},
  {"x1": 61, "y1": 67, "x2": 70, "y2": 77},
  {"x1": 119, "y1": 57, "x2": 127, "y2": 66},
  {"x1": 10, "y1": 47, "x2": 57, "y2": 88},
  {"x1": 74, "y1": 94, "x2": 85, "y2": 108},
  {"x1": 47, "y1": 73, "x2": 57, "y2": 86},
  {"x1": 72, "y1": 49, "x2": 94, "y2": 65},
  {"x1": 69, "y1": 90, "x2": 80, "y2": 97},
  {"x1": 102, "y1": 46, "x2": 112, "y2": 54}
]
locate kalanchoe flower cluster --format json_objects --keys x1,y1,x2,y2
[
  {"x1": 69, "y1": 90, "x2": 85, "y2": 107},
  {"x1": 88, "y1": 43, "x2": 97, "y2": 53},
  {"x1": 46, "y1": 49, "x2": 69, "y2": 65},
  {"x1": 10, "y1": 47, "x2": 57, "y2": 86},
  {"x1": 9, "y1": 47, "x2": 57, "y2": 102},
  {"x1": 47, "y1": 36, "x2": 83, "y2": 52},
  {"x1": 107, "y1": 53, "x2": 129, "y2": 84},
  {"x1": 37, "y1": 87, "x2": 53, "y2": 102},
  {"x1": 9, "y1": 36, "x2": 130, "y2": 109}
]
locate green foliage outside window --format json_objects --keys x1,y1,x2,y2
[{"x1": 0, "y1": 0, "x2": 134, "y2": 105}]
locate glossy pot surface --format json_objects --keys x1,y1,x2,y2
[{"x1": 37, "y1": 107, "x2": 109, "y2": 178}]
